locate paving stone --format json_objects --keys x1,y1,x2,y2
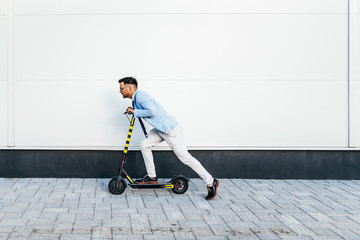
[
  {"x1": 196, "y1": 236, "x2": 228, "y2": 240},
  {"x1": 71, "y1": 226, "x2": 93, "y2": 235},
  {"x1": 172, "y1": 231, "x2": 196, "y2": 240},
  {"x1": 112, "y1": 234, "x2": 143, "y2": 240},
  {"x1": 103, "y1": 218, "x2": 131, "y2": 228},
  {"x1": 224, "y1": 227, "x2": 261, "y2": 239},
  {"x1": 3, "y1": 212, "x2": 23, "y2": 220},
  {"x1": 309, "y1": 227, "x2": 339, "y2": 237},
  {"x1": 162, "y1": 204, "x2": 185, "y2": 221},
  {"x1": 0, "y1": 219, "x2": 28, "y2": 226},
  {"x1": 330, "y1": 227, "x2": 360, "y2": 239},
  {"x1": 178, "y1": 219, "x2": 208, "y2": 228},
  {"x1": 91, "y1": 226, "x2": 112, "y2": 239},
  {"x1": 112, "y1": 227, "x2": 133, "y2": 235},
  {"x1": 191, "y1": 225, "x2": 214, "y2": 236},
  {"x1": 253, "y1": 220, "x2": 288, "y2": 229},
  {"x1": 130, "y1": 213, "x2": 152, "y2": 234},
  {"x1": 277, "y1": 236, "x2": 313, "y2": 240},
  {"x1": 53, "y1": 223, "x2": 74, "y2": 234},
  {"x1": 143, "y1": 234, "x2": 176, "y2": 240},
  {"x1": 310, "y1": 237, "x2": 343, "y2": 240},
  {"x1": 0, "y1": 233, "x2": 10, "y2": 239},
  {"x1": 30, "y1": 233, "x2": 62, "y2": 240},
  {"x1": 0, "y1": 226, "x2": 14, "y2": 233},
  {"x1": 60, "y1": 233, "x2": 91, "y2": 240},
  {"x1": 94, "y1": 210, "x2": 112, "y2": 221},
  {"x1": 250, "y1": 228, "x2": 281, "y2": 240},
  {"x1": 9, "y1": 226, "x2": 34, "y2": 238},
  {"x1": 143, "y1": 210, "x2": 167, "y2": 222}
]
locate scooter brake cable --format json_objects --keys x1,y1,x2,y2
[{"x1": 124, "y1": 112, "x2": 131, "y2": 123}]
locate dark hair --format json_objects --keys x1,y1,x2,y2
[{"x1": 118, "y1": 77, "x2": 138, "y2": 88}]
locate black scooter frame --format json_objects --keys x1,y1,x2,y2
[{"x1": 108, "y1": 113, "x2": 189, "y2": 195}]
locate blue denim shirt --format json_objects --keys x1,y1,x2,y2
[{"x1": 132, "y1": 90, "x2": 179, "y2": 134}]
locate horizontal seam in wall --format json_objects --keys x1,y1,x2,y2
[
  {"x1": 13, "y1": 12, "x2": 348, "y2": 16},
  {"x1": 1, "y1": 146, "x2": 359, "y2": 151},
  {"x1": 13, "y1": 79, "x2": 349, "y2": 82}
]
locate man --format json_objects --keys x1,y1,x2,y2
[{"x1": 118, "y1": 77, "x2": 219, "y2": 200}]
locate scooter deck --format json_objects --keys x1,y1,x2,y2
[{"x1": 128, "y1": 182, "x2": 182, "y2": 189}]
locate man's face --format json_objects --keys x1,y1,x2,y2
[{"x1": 119, "y1": 82, "x2": 131, "y2": 99}]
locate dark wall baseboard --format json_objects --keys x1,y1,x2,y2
[{"x1": 0, "y1": 149, "x2": 359, "y2": 179}]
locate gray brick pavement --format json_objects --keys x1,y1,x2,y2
[{"x1": 0, "y1": 178, "x2": 360, "y2": 239}]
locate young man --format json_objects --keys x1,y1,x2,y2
[{"x1": 118, "y1": 77, "x2": 219, "y2": 200}]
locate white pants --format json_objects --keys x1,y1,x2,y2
[{"x1": 139, "y1": 125, "x2": 214, "y2": 186}]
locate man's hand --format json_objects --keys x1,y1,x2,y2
[{"x1": 126, "y1": 107, "x2": 134, "y2": 115}]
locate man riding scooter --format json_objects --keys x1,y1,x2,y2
[{"x1": 118, "y1": 77, "x2": 219, "y2": 200}]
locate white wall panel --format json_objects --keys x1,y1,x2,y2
[
  {"x1": 147, "y1": 80, "x2": 347, "y2": 148},
  {"x1": 351, "y1": 1, "x2": 360, "y2": 82},
  {"x1": 0, "y1": 82, "x2": 7, "y2": 147},
  {"x1": 14, "y1": 81, "x2": 138, "y2": 147},
  {"x1": 14, "y1": 14, "x2": 347, "y2": 82},
  {"x1": 14, "y1": 0, "x2": 346, "y2": 15},
  {"x1": 0, "y1": 15, "x2": 6, "y2": 146},
  {"x1": 350, "y1": 83, "x2": 360, "y2": 147},
  {"x1": 14, "y1": 80, "x2": 347, "y2": 148},
  {"x1": 0, "y1": 17, "x2": 6, "y2": 80},
  {"x1": 350, "y1": 0, "x2": 360, "y2": 146},
  {"x1": 0, "y1": 0, "x2": 6, "y2": 15}
]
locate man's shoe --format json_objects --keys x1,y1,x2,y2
[
  {"x1": 135, "y1": 175, "x2": 158, "y2": 184},
  {"x1": 205, "y1": 178, "x2": 219, "y2": 200}
]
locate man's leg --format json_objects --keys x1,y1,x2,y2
[
  {"x1": 139, "y1": 128, "x2": 163, "y2": 178},
  {"x1": 160, "y1": 125, "x2": 214, "y2": 186}
]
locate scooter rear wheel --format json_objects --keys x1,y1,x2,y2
[
  {"x1": 171, "y1": 177, "x2": 188, "y2": 194},
  {"x1": 108, "y1": 177, "x2": 127, "y2": 195}
]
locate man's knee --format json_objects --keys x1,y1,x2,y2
[
  {"x1": 140, "y1": 140, "x2": 151, "y2": 151},
  {"x1": 177, "y1": 152, "x2": 193, "y2": 165}
]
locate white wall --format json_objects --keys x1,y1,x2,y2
[
  {"x1": 350, "y1": 0, "x2": 360, "y2": 147},
  {"x1": 0, "y1": 0, "x2": 7, "y2": 147},
  {"x1": 0, "y1": 0, "x2": 358, "y2": 149}
]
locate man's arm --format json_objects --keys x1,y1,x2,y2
[{"x1": 133, "y1": 92, "x2": 157, "y2": 118}]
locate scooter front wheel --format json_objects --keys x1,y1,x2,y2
[
  {"x1": 108, "y1": 177, "x2": 127, "y2": 195},
  {"x1": 171, "y1": 177, "x2": 188, "y2": 194}
]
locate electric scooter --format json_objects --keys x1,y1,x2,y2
[{"x1": 108, "y1": 112, "x2": 189, "y2": 195}]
